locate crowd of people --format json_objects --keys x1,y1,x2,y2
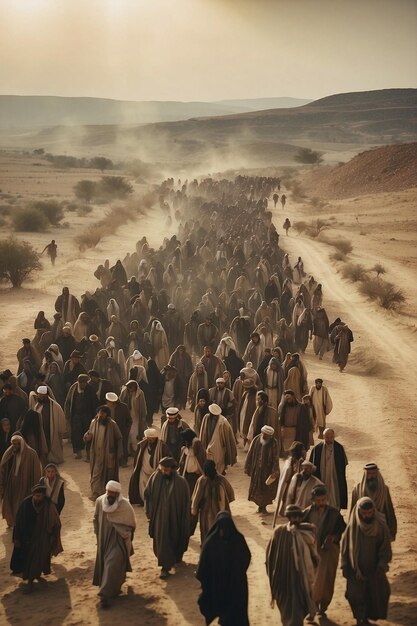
[{"x1": 0, "y1": 174, "x2": 395, "y2": 626}]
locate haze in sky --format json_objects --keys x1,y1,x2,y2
[{"x1": 1, "y1": 0, "x2": 416, "y2": 102}]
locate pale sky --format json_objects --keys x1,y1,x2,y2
[{"x1": 0, "y1": 0, "x2": 416, "y2": 102}]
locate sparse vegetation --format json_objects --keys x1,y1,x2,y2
[
  {"x1": 329, "y1": 250, "x2": 347, "y2": 263},
  {"x1": 321, "y1": 235, "x2": 353, "y2": 255},
  {"x1": 44, "y1": 153, "x2": 115, "y2": 171},
  {"x1": 12, "y1": 207, "x2": 49, "y2": 232},
  {"x1": 74, "y1": 204, "x2": 139, "y2": 251},
  {"x1": 73, "y1": 176, "x2": 133, "y2": 203},
  {"x1": 358, "y1": 278, "x2": 405, "y2": 310},
  {"x1": 293, "y1": 218, "x2": 331, "y2": 238},
  {"x1": 371, "y1": 263, "x2": 386, "y2": 278},
  {"x1": 341, "y1": 263, "x2": 367, "y2": 283},
  {"x1": 99, "y1": 176, "x2": 133, "y2": 199},
  {"x1": 74, "y1": 180, "x2": 97, "y2": 202},
  {"x1": 294, "y1": 147, "x2": 323, "y2": 165},
  {"x1": 32, "y1": 200, "x2": 64, "y2": 225},
  {"x1": 0, "y1": 237, "x2": 42, "y2": 287}
]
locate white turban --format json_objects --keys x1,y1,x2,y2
[
  {"x1": 144, "y1": 428, "x2": 158, "y2": 438},
  {"x1": 37, "y1": 386, "x2": 48, "y2": 394},
  {"x1": 301, "y1": 460, "x2": 316, "y2": 470},
  {"x1": 166, "y1": 407, "x2": 179, "y2": 416},
  {"x1": 216, "y1": 377, "x2": 225, "y2": 384},
  {"x1": 106, "y1": 480, "x2": 122, "y2": 493},
  {"x1": 106, "y1": 392, "x2": 118, "y2": 402},
  {"x1": 261, "y1": 425, "x2": 275, "y2": 436}
]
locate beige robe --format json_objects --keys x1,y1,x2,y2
[
  {"x1": 93, "y1": 495, "x2": 136, "y2": 599},
  {"x1": 191, "y1": 474, "x2": 235, "y2": 542},
  {"x1": 0, "y1": 442, "x2": 42, "y2": 526},
  {"x1": 309, "y1": 385, "x2": 333, "y2": 429}
]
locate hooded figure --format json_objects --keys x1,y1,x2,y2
[
  {"x1": 149, "y1": 320, "x2": 170, "y2": 370},
  {"x1": 196, "y1": 511, "x2": 251, "y2": 626}
]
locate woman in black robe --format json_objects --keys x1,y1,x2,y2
[{"x1": 196, "y1": 511, "x2": 251, "y2": 626}]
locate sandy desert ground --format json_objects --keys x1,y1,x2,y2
[{"x1": 0, "y1": 155, "x2": 416, "y2": 625}]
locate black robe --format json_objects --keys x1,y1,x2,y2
[{"x1": 196, "y1": 513, "x2": 251, "y2": 626}]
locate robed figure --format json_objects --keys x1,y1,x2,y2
[
  {"x1": 196, "y1": 512, "x2": 251, "y2": 626},
  {"x1": 144, "y1": 457, "x2": 191, "y2": 578}
]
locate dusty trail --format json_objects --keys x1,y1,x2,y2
[{"x1": 0, "y1": 197, "x2": 416, "y2": 625}]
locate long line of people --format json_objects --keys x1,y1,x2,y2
[{"x1": 0, "y1": 174, "x2": 393, "y2": 626}]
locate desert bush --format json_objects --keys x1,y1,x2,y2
[
  {"x1": 74, "y1": 227, "x2": 104, "y2": 251},
  {"x1": 12, "y1": 207, "x2": 49, "y2": 232},
  {"x1": 371, "y1": 263, "x2": 386, "y2": 278},
  {"x1": 74, "y1": 179, "x2": 98, "y2": 202},
  {"x1": 359, "y1": 278, "x2": 405, "y2": 310},
  {"x1": 293, "y1": 220, "x2": 308, "y2": 234},
  {"x1": 293, "y1": 218, "x2": 330, "y2": 238},
  {"x1": 320, "y1": 235, "x2": 353, "y2": 255},
  {"x1": 330, "y1": 250, "x2": 347, "y2": 262},
  {"x1": 45, "y1": 154, "x2": 87, "y2": 169},
  {"x1": 341, "y1": 263, "x2": 367, "y2": 282},
  {"x1": 90, "y1": 156, "x2": 114, "y2": 172},
  {"x1": 294, "y1": 147, "x2": 323, "y2": 165},
  {"x1": 0, "y1": 237, "x2": 42, "y2": 287},
  {"x1": 32, "y1": 200, "x2": 64, "y2": 225},
  {"x1": 98, "y1": 176, "x2": 133, "y2": 199},
  {"x1": 349, "y1": 348, "x2": 388, "y2": 377}
]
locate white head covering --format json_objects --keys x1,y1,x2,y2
[
  {"x1": 132, "y1": 350, "x2": 142, "y2": 360},
  {"x1": 37, "y1": 385, "x2": 48, "y2": 395},
  {"x1": 106, "y1": 392, "x2": 118, "y2": 402},
  {"x1": 301, "y1": 460, "x2": 316, "y2": 470},
  {"x1": 106, "y1": 480, "x2": 122, "y2": 493},
  {"x1": 261, "y1": 425, "x2": 275, "y2": 436},
  {"x1": 166, "y1": 407, "x2": 179, "y2": 416},
  {"x1": 216, "y1": 377, "x2": 225, "y2": 384},
  {"x1": 144, "y1": 428, "x2": 158, "y2": 438},
  {"x1": 209, "y1": 403, "x2": 222, "y2": 416}
]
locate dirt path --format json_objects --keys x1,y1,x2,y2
[{"x1": 0, "y1": 198, "x2": 416, "y2": 625}]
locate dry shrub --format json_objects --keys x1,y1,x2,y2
[
  {"x1": 293, "y1": 220, "x2": 308, "y2": 234},
  {"x1": 74, "y1": 203, "x2": 140, "y2": 251},
  {"x1": 320, "y1": 235, "x2": 353, "y2": 255},
  {"x1": 330, "y1": 250, "x2": 347, "y2": 262},
  {"x1": 341, "y1": 262, "x2": 367, "y2": 282},
  {"x1": 12, "y1": 207, "x2": 49, "y2": 232},
  {"x1": 349, "y1": 348, "x2": 389, "y2": 377},
  {"x1": 293, "y1": 218, "x2": 330, "y2": 238},
  {"x1": 32, "y1": 199, "x2": 64, "y2": 225},
  {"x1": 74, "y1": 227, "x2": 104, "y2": 251},
  {"x1": 359, "y1": 278, "x2": 405, "y2": 310}
]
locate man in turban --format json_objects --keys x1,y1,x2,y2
[
  {"x1": 244, "y1": 425, "x2": 280, "y2": 514},
  {"x1": 287, "y1": 460, "x2": 323, "y2": 510},
  {"x1": 199, "y1": 404, "x2": 237, "y2": 475},
  {"x1": 144, "y1": 457, "x2": 190, "y2": 579},
  {"x1": 93, "y1": 480, "x2": 136, "y2": 608},
  {"x1": 128, "y1": 428, "x2": 170, "y2": 506}
]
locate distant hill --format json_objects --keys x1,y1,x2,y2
[
  {"x1": 0, "y1": 89, "x2": 415, "y2": 171},
  {"x1": 300, "y1": 142, "x2": 417, "y2": 199},
  {"x1": 0, "y1": 95, "x2": 311, "y2": 128}
]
